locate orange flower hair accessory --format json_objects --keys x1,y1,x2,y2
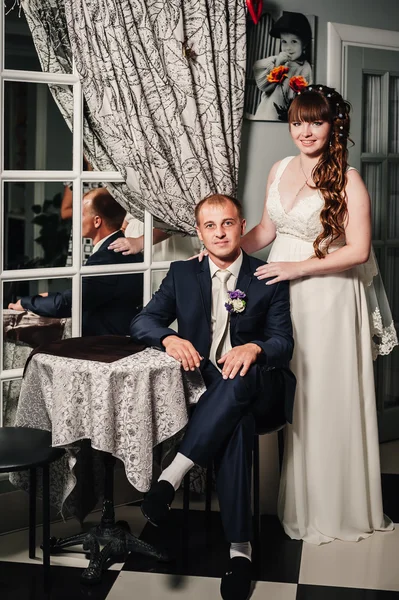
[
  {"x1": 267, "y1": 66, "x2": 289, "y2": 84},
  {"x1": 289, "y1": 76, "x2": 309, "y2": 93}
]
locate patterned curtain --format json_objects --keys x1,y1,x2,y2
[{"x1": 21, "y1": 0, "x2": 246, "y2": 233}]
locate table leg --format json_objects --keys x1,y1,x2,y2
[{"x1": 48, "y1": 451, "x2": 170, "y2": 585}]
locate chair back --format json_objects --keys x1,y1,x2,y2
[{"x1": 254, "y1": 397, "x2": 286, "y2": 436}]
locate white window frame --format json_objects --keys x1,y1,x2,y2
[{"x1": 0, "y1": 8, "x2": 171, "y2": 425}]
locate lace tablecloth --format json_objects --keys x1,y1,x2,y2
[
  {"x1": 10, "y1": 348, "x2": 205, "y2": 519},
  {"x1": 2, "y1": 311, "x2": 71, "y2": 426}
]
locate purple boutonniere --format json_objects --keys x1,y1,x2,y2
[{"x1": 225, "y1": 289, "x2": 247, "y2": 314}]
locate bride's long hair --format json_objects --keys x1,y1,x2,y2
[{"x1": 288, "y1": 85, "x2": 352, "y2": 258}]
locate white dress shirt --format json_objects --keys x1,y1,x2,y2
[{"x1": 91, "y1": 231, "x2": 118, "y2": 255}]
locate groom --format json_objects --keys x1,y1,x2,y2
[{"x1": 130, "y1": 194, "x2": 295, "y2": 600}]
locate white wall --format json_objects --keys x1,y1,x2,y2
[{"x1": 238, "y1": 0, "x2": 399, "y2": 260}]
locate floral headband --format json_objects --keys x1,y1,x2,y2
[
  {"x1": 297, "y1": 85, "x2": 349, "y2": 117},
  {"x1": 295, "y1": 84, "x2": 350, "y2": 137}
]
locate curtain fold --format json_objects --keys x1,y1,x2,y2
[{"x1": 21, "y1": 0, "x2": 246, "y2": 233}]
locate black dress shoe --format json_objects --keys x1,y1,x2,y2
[
  {"x1": 141, "y1": 480, "x2": 175, "y2": 527},
  {"x1": 220, "y1": 557, "x2": 252, "y2": 600}
]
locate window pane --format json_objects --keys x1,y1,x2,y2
[
  {"x1": 362, "y1": 162, "x2": 383, "y2": 239},
  {"x1": 80, "y1": 183, "x2": 144, "y2": 266},
  {"x1": 4, "y1": 4, "x2": 41, "y2": 71},
  {"x1": 4, "y1": 81, "x2": 72, "y2": 170},
  {"x1": 388, "y1": 163, "x2": 399, "y2": 239},
  {"x1": 389, "y1": 77, "x2": 399, "y2": 154},
  {"x1": 80, "y1": 273, "x2": 143, "y2": 336},
  {"x1": 362, "y1": 74, "x2": 383, "y2": 154},
  {"x1": 3, "y1": 182, "x2": 70, "y2": 270},
  {"x1": 150, "y1": 270, "x2": 177, "y2": 332},
  {"x1": 2, "y1": 278, "x2": 72, "y2": 373},
  {"x1": 151, "y1": 270, "x2": 168, "y2": 295},
  {"x1": 4, "y1": 3, "x2": 72, "y2": 74}
]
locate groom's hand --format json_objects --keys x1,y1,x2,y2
[
  {"x1": 162, "y1": 335, "x2": 202, "y2": 371},
  {"x1": 218, "y1": 343, "x2": 262, "y2": 379}
]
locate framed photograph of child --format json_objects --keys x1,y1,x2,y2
[{"x1": 245, "y1": 11, "x2": 316, "y2": 122}]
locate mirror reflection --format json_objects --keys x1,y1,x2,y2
[
  {"x1": 4, "y1": 181, "x2": 71, "y2": 270},
  {"x1": 3, "y1": 277, "x2": 72, "y2": 370},
  {"x1": 5, "y1": 271, "x2": 143, "y2": 341},
  {"x1": 151, "y1": 269, "x2": 168, "y2": 296},
  {"x1": 4, "y1": 188, "x2": 144, "y2": 339},
  {"x1": 78, "y1": 272, "x2": 144, "y2": 337},
  {"x1": 4, "y1": 81, "x2": 72, "y2": 171},
  {"x1": 116, "y1": 214, "x2": 201, "y2": 265},
  {"x1": 78, "y1": 188, "x2": 145, "y2": 335},
  {"x1": 150, "y1": 221, "x2": 201, "y2": 263},
  {"x1": 151, "y1": 269, "x2": 177, "y2": 332},
  {"x1": 81, "y1": 184, "x2": 150, "y2": 269},
  {"x1": 77, "y1": 179, "x2": 107, "y2": 265}
]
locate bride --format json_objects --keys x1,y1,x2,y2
[{"x1": 238, "y1": 84, "x2": 397, "y2": 544}]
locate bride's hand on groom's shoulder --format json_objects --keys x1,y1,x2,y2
[{"x1": 255, "y1": 261, "x2": 304, "y2": 284}]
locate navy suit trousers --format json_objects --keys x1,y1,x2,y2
[{"x1": 179, "y1": 361, "x2": 285, "y2": 543}]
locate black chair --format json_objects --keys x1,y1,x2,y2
[
  {"x1": 252, "y1": 424, "x2": 285, "y2": 561},
  {"x1": 183, "y1": 421, "x2": 285, "y2": 565},
  {"x1": 0, "y1": 427, "x2": 64, "y2": 592}
]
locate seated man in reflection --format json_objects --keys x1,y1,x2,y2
[
  {"x1": 130, "y1": 194, "x2": 295, "y2": 600},
  {"x1": 8, "y1": 188, "x2": 143, "y2": 336}
]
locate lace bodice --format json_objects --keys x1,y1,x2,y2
[{"x1": 267, "y1": 156, "x2": 324, "y2": 243}]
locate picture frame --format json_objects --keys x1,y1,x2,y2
[{"x1": 245, "y1": 10, "x2": 316, "y2": 122}]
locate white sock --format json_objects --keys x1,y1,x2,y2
[
  {"x1": 230, "y1": 541, "x2": 252, "y2": 562},
  {"x1": 158, "y1": 452, "x2": 194, "y2": 491}
]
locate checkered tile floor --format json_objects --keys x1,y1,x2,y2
[{"x1": 0, "y1": 456, "x2": 398, "y2": 599}]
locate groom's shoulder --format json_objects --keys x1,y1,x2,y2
[
  {"x1": 246, "y1": 254, "x2": 266, "y2": 271},
  {"x1": 168, "y1": 259, "x2": 201, "y2": 277}
]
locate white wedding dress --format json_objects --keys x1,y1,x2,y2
[{"x1": 267, "y1": 156, "x2": 397, "y2": 545}]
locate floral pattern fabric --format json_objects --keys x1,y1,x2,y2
[{"x1": 21, "y1": 0, "x2": 246, "y2": 233}]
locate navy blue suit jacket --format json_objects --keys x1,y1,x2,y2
[
  {"x1": 130, "y1": 251, "x2": 295, "y2": 422},
  {"x1": 21, "y1": 231, "x2": 143, "y2": 337}
]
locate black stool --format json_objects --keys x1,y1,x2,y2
[
  {"x1": 0, "y1": 427, "x2": 64, "y2": 592},
  {"x1": 183, "y1": 423, "x2": 285, "y2": 564}
]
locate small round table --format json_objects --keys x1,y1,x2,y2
[{"x1": 11, "y1": 337, "x2": 205, "y2": 583}]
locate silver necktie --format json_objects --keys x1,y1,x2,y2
[{"x1": 210, "y1": 270, "x2": 232, "y2": 369}]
